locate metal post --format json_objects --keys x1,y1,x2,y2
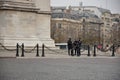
[
  {"x1": 21, "y1": 43, "x2": 24, "y2": 57},
  {"x1": 41, "y1": 44, "x2": 45, "y2": 57},
  {"x1": 93, "y1": 45, "x2": 96, "y2": 57},
  {"x1": 16, "y1": 43, "x2": 19, "y2": 57},
  {"x1": 87, "y1": 45, "x2": 90, "y2": 56},
  {"x1": 36, "y1": 44, "x2": 39, "y2": 57},
  {"x1": 112, "y1": 44, "x2": 115, "y2": 56}
]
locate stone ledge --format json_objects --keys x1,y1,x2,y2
[
  {"x1": 0, "y1": 6, "x2": 51, "y2": 14},
  {"x1": 0, "y1": 0, "x2": 35, "y2": 7},
  {"x1": 0, "y1": 0, "x2": 39, "y2": 12},
  {"x1": 0, "y1": 0, "x2": 51, "y2": 14},
  {"x1": 0, "y1": 5, "x2": 39, "y2": 12}
]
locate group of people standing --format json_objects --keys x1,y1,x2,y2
[{"x1": 67, "y1": 38, "x2": 82, "y2": 56}]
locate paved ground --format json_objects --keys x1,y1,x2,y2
[{"x1": 0, "y1": 58, "x2": 120, "y2": 80}]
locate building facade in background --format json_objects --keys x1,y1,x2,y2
[
  {"x1": 51, "y1": 5, "x2": 120, "y2": 46},
  {"x1": 51, "y1": 6, "x2": 103, "y2": 45},
  {"x1": 111, "y1": 14, "x2": 120, "y2": 45}
]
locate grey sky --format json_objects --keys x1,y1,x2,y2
[{"x1": 51, "y1": 0, "x2": 120, "y2": 14}]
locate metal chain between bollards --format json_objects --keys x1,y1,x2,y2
[
  {"x1": 15, "y1": 43, "x2": 40, "y2": 57},
  {"x1": 96, "y1": 45, "x2": 112, "y2": 52},
  {"x1": 17, "y1": 43, "x2": 40, "y2": 57},
  {"x1": 0, "y1": 43, "x2": 16, "y2": 51},
  {"x1": 22, "y1": 45, "x2": 37, "y2": 53}
]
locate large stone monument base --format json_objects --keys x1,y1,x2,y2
[{"x1": 0, "y1": 0, "x2": 55, "y2": 47}]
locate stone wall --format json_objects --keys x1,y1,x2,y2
[
  {"x1": 0, "y1": 0, "x2": 55, "y2": 47},
  {"x1": 35, "y1": 0, "x2": 50, "y2": 11}
]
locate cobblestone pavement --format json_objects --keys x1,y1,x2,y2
[{"x1": 0, "y1": 58, "x2": 120, "y2": 80}]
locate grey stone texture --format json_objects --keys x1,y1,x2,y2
[
  {"x1": 0, "y1": 58, "x2": 120, "y2": 80},
  {"x1": 0, "y1": 0, "x2": 55, "y2": 47}
]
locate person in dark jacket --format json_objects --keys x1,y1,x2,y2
[
  {"x1": 73, "y1": 40, "x2": 77, "y2": 55},
  {"x1": 67, "y1": 38, "x2": 73, "y2": 56},
  {"x1": 76, "y1": 39, "x2": 82, "y2": 56}
]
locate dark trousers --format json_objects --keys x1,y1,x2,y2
[
  {"x1": 74, "y1": 48, "x2": 77, "y2": 55},
  {"x1": 68, "y1": 49, "x2": 71, "y2": 55},
  {"x1": 76, "y1": 48, "x2": 81, "y2": 56},
  {"x1": 71, "y1": 49, "x2": 74, "y2": 56},
  {"x1": 68, "y1": 49, "x2": 74, "y2": 56}
]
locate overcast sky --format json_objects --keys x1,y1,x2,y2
[{"x1": 51, "y1": 0, "x2": 120, "y2": 14}]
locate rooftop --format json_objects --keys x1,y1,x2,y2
[
  {"x1": 51, "y1": 6, "x2": 111, "y2": 14},
  {"x1": 52, "y1": 10, "x2": 101, "y2": 22}
]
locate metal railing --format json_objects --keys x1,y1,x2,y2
[
  {"x1": 94, "y1": 44, "x2": 120, "y2": 57},
  {"x1": 0, "y1": 43, "x2": 119, "y2": 57}
]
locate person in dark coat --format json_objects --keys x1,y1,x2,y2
[
  {"x1": 73, "y1": 40, "x2": 77, "y2": 55},
  {"x1": 76, "y1": 39, "x2": 82, "y2": 56},
  {"x1": 67, "y1": 38, "x2": 73, "y2": 56}
]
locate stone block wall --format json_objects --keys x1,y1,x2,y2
[{"x1": 0, "y1": 0, "x2": 55, "y2": 47}]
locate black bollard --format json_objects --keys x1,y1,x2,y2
[
  {"x1": 87, "y1": 45, "x2": 90, "y2": 56},
  {"x1": 36, "y1": 44, "x2": 39, "y2": 57},
  {"x1": 21, "y1": 43, "x2": 24, "y2": 57},
  {"x1": 16, "y1": 43, "x2": 19, "y2": 57},
  {"x1": 93, "y1": 45, "x2": 96, "y2": 57},
  {"x1": 112, "y1": 44, "x2": 115, "y2": 56},
  {"x1": 41, "y1": 44, "x2": 45, "y2": 57}
]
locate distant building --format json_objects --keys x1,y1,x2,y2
[
  {"x1": 51, "y1": 13, "x2": 82, "y2": 43},
  {"x1": 51, "y1": 6, "x2": 103, "y2": 45},
  {"x1": 52, "y1": 6, "x2": 118, "y2": 45},
  {"x1": 111, "y1": 14, "x2": 120, "y2": 44}
]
